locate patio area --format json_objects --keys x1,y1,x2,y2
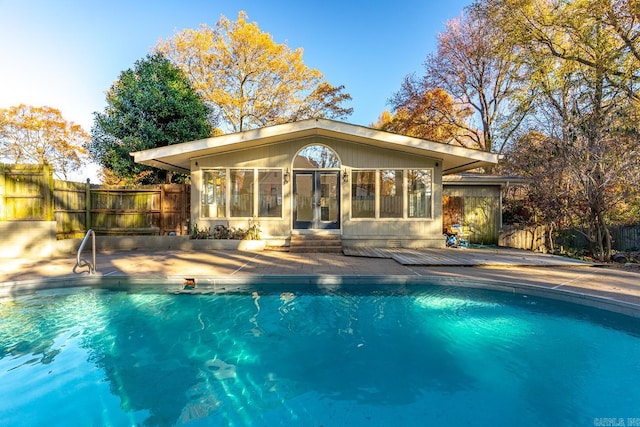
[
  {"x1": 2, "y1": 246, "x2": 640, "y2": 311},
  {"x1": 343, "y1": 246, "x2": 595, "y2": 266}
]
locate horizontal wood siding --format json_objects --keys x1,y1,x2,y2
[
  {"x1": 195, "y1": 136, "x2": 439, "y2": 170},
  {"x1": 343, "y1": 219, "x2": 441, "y2": 239}
]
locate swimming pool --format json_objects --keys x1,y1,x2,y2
[{"x1": 1, "y1": 279, "x2": 640, "y2": 426}]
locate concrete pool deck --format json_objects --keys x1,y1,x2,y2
[{"x1": 2, "y1": 247, "x2": 640, "y2": 310}]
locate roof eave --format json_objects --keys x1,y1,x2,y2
[{"x1": 131, "y1": 119, "x2": 500, "y2": 174}]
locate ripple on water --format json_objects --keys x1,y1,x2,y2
[{"x1": 1, "y1": 285, "x2": 640, "y2": 426}]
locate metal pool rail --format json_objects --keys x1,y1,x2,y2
[{"x1": 74, "y1": 229, "x2": 96, "y2": 274}]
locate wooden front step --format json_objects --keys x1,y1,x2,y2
[{"x1": 289, "y1": 234, "x2": 343, "y2": 253}]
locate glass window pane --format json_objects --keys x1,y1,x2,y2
[
  {"x1": 408, "y1": 169, "x2": 432, "y2": 218},
  {"x1": 320, "y1": 173, "x2": 338, "y2": 223},
  {"x1": 294, "y1": 145, "x2": 340, "y2": 168},
  {"x1": 258, "y1": 170, "x2": 282, "y2": 217},
  {"x1": 295, "y1": 173, "x2": 314, "y2": 222},
  {"x1": 380, "y1": 170, "x2": 403, "y2": 218},
  {"x1": 201, "y1": 170, "x2": 226, "y2": 218},
  {"x1": 351, "y1": 170, "x2": 375, "y2": 218},
  {"x1": 230, "y1": 169, "x2": 254, "y2": 217}
]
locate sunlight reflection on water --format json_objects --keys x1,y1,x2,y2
[{"x1": 1, "y1": 284, "x2": 640, "y2": 426}]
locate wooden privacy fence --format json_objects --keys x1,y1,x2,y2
[
  {"x1": 0, "y1": 164, "x2": 55, "y2": 221},
  {"x1": 552, "y1": 226, "x2": 640, "y2": 252},
  {"x1": 499, "y1": 225, "x2": 547, "y2": 251},
  {"x1": 500, "y1": 224, "x2": 640, "y2": 252},
  {"x1": 613, "y1": 226, "x2": 640, "y2": 251},
  {"x1": 1, "y1": 164, "x2": 190, "y2": 238}
]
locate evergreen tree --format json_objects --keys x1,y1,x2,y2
[{"x1": 89, "y1": 53, "x2": 213, "y2": 184}]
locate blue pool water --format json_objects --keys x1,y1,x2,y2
[{"x1": 1, "y1": 283, "x2": 640, "y2": 426}]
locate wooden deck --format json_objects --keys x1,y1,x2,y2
[{"x1": 342, "y1": 247, "x2": 596, "y2": 267}]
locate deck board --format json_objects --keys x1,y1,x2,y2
[{"x1": 343, "y1": 247, "x2": 595, "y2": 267}]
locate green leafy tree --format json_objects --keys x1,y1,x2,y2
[
  {"x1": 489, "y1": 0, "x2": 640, "y2": 100},
  {"x1": 489, "y1": 0, "x2": 640, "y2": 260},
  {"x1": 157, "y1": 11, "x2": 353, "y2": 133},
  {"x1": 89, "y1": 53, "x2": 213, "y2": 184}
]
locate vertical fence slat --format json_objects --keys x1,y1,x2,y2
[
  {"x1": 85, "y1": 179, "x2": 91, "y2": 231},
  {"x1": 44, "y1": 164, "x2": 54, "y2": 221},
  {"x1": 0, "y1": 164, "x2": 5, "y2": 221}
]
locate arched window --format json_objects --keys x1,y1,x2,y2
[{"x1": 293, "y1": 145, "x2": 340, "y2": 168}]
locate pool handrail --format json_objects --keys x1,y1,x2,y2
[{"x1": 74, "y1": 229, "x2": 96, "y2": 275}]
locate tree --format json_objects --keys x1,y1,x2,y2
[
  {"x1": 489, "y1": 0, "x2": 640, "y2": 100},
  {"x1": 380, "y1": 82, "x2": 471, "y2": 143},
  {"x1": 0, "y1": 104, "x2": 88, "y2": 180},
  {"x1": 157, "y1": 11, "x2": 353, "y2": 133},
  {"x1": 501, "y1": 131, "x2": 582, "y2": 252},
  {"x1": 390, "y1": 6, "x2": 529, "y2": 153},
  {"x1": 89, "y1": 53, "x2": 212, "y2": 185},
  {"x1": 490, "y1": 0, "x2": 640, "y2": 260}
]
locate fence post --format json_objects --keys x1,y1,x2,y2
[
  {"x1": 0, "y1": 164, "x2": 5, "y2": 221},
  {"x1": 182, "y1": 184, "x2": 188, "y2": 236},
  {"x1": 160, "y1": 184, "x2": 165, "y2": 235},
  {"x1": 43, "y1": 164, "x2": 55, "y2": 221},
  {"x1": 85, "y1": 178, "x2": 91, "y2": 231}
]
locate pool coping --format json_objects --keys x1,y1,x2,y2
[{"x1": 3, "y1": 273, "x2": 640, "y2": 319}]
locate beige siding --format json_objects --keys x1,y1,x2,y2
[{"x1": 195, "y1": 136, "x2": 440, "y2": 170}]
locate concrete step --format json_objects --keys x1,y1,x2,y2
[
  {"x1": 290, "y1": 238, "x2": 342, "y2": 246},
  {"x1": 289, "y1": 234, "x2": 343, "y2": 253},
  {"x1": 290, "y1": 246, "x2": 343, "y2": 253},
  {"x1": 264, "y1": 245, "x2": 290, "y2": 252}
]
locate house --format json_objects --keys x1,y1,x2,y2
[{"x1": 131, "y1": 119, "x2": 499, "y2": 248}]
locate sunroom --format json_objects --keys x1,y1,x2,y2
[{"x1": 132, "y1": 119, "x2": 499, "y2": 248}]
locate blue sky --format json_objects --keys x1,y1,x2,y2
[{"x1": 0, "y1": 0, "x2": 471, "y2": 181}]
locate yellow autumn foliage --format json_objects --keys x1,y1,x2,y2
[
  {"x1": 0, "y1": 104, "x2": 89, "y2": 180},
  {"x1": 157, "y1": 11, "x2": 350, "y2": 133}
]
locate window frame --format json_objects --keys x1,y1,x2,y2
[
  {"x1": 200, "y1": 167, "x2": 285, "y2": 220},
  {"x1": 229, "y1": 169, "x2": 255, "y2": 218},
  {"x1": 351, "y1": 169, "x2": 376, "y2": 219},
  {"x1": 349, "y1": 167, "x2": 434, "y2": 221},
  {"x1": 407, "y1": 169, "x2": 433, "y2": 219},
  {"x1": 379, "y1": 169, "x2": 404, "y2": 219},
  {"x1": 200, "y1": 169, "x2": 227, "y2": 219},
  {"x1": 258, "y1": 169, "x2": 283, "y2": 218}
]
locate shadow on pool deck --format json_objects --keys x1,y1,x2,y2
[{"x1": 2, "y1": 247, "x2": 640, "y2": 308}]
